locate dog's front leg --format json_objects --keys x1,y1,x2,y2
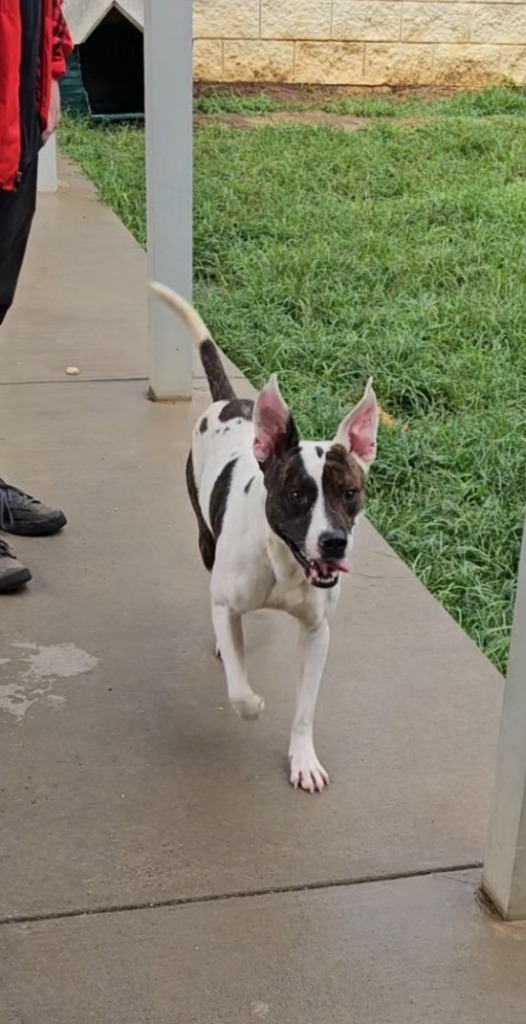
[
  {"x1": 212, "y1": 603, "x2": 265, "y2": 721},
  {"x1": 289, "y1": 620, "x2": 330, "y2": 793}
]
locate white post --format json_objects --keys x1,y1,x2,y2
[
  {"x1": 37, "y1": 134, "x2": 58, "y2": 193},
  {"x1": 483, "y1": 517, "x2": 526, "y2": 920},
  {"x1": 144, "y1": 0, "x2": 193, "y2": 401}
]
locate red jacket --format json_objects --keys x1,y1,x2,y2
[{"x1": 0, "y1": 0, "x2": 73, "y2": 190}]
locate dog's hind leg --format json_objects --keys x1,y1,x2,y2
[{"x1": 211, "y1": 603, "x2": 265, "y2": 721}]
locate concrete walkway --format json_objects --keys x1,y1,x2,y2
[{"x1": 0, "y1": 161, "x2": 524, "y2": 1023}]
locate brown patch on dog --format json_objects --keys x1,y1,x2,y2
[
  {"x1": 186, "y1": 452, "x2": 216, "y2": 571},
  {"x1": 322, "y1": 444, "x2": 365, "y2": 533},
  {"x1": 262, "y1": 445, "x2": 317, "y2": 556},
  {"x1": 219, "y1": 398, "x2": 254, "y2": 422}
]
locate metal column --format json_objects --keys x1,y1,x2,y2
[
  {"x1": 144, "y1": 0, "x2": 193, "y2": 400},
  {"x1": 483, "y1": 517, "x2": 526, "y2": 919}
]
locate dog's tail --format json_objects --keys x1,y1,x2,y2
[{"x1": 149, "y1": 282, "x2": 236, "y2": 403}]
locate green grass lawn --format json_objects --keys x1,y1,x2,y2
[{"x1": 60, "y1": 88, "x2": 526, "y2": 673}]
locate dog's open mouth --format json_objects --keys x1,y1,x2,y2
[
  {"x1": 305, "y1": 558, "x2": 349, "y2": 589},
  {"x1": 284, "y1": 538, "x2": 349, "y2": 589}
]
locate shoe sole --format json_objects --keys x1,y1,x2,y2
[
  {"x1": 0, "y1": 567, "x2": 32, "y2": 592},
  {"x1": 4, "y1": 513, "x2": 67, "y2": 538}
]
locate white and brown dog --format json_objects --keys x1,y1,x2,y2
[{"x1": 152, "y1": 284, "x2": 378, "y2": 793}]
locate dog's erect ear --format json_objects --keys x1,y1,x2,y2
[
  {"x1": 253, "y1": 374, "x2": 299, "y2": 463},
  {"x1": 334, "y1": 377, "x2": 378, "y2": 468}
]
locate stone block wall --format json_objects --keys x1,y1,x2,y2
[
  {"x1": 193, "y1": 0, "x2": 526, "y2": 85},
  {"x1": 63, "y1": 0, "x2": 526, "y2": 87}
]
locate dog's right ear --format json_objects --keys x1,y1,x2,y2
[{"x1": 253, "y1": 374, "x2": 299, "y2": 464}]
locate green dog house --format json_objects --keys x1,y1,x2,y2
[{"x1": 61, "y1": 0, "x2": 144, "y2": 118}]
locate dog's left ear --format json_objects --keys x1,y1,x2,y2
[
  {"x1": 253, "y1": 374, "x2": 299, "y2": 463},
  {"x1": 334, "y1": 377, "x2": 378, "y2": 469}
]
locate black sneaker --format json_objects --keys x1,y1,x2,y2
[
  {"x1": 0, "y1": 480, "x2": 67, "y2": 537},
  {"x1": 0, "y1": 538, "x2": 32, "y2": 592}
]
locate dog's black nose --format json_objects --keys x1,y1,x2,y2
[{"x1": 319, "y1": 530, "x2": 347, "y2": 561}]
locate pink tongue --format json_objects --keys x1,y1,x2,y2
[
  {"x1": 318, "y1": 559, "x2": 350, "y2": 574},
  {"x1": 331, "y1": 559, "x2": 350, "y2": 573}
]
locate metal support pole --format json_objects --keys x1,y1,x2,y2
[
  {"x1": 144, "y1": 0, "x2": 193, "y2": 401},
  {"x1": 483, "y1": 516, "x2": 526, "y2": 920},
  {"x1": 37, "y1": 134, "x2": 58, "y2": 193}
]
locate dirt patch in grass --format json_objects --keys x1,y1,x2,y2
[
  {"x1": 194, "y1": 82, "x2": 462, "y2": 106},
  {"x1": 194, "y1": 83, "x2": 526, "y2": 120},
  {"x1": 194, "y1": 111, "x2": 368, "y2": 132}
]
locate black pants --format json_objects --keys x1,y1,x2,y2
[{"x1": 0, "y1": 159, "x2": 38, "y2": 326}]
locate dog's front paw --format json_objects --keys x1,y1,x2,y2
[
  {"x1": 230, "y1": 693, "x2": 265, "y2": 721},
  {"x1": 289, "y1": 741, "x2": 329, "y2": 794}
]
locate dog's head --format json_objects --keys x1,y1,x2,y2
[{"x1": 253, "y1": 375, "x2": 378, "y2": 589}]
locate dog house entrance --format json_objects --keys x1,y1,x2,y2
[{"x1": 79, "y1": 6, "x2": 144, "y2": 118}]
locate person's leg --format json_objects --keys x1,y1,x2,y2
[
  {"x1": 0, "y1": 160, "x2": 66, "y2": 594},
  {"x1": 0, "y1": 159, "x2": 38, "y2": 323}
]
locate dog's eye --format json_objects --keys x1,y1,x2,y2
[
  {"x1": 289, "y1": 489, "x2": 306, "y2": 506},
  {"x1": 345, "y1": 488, "x2": 357, "y2": 502}
]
